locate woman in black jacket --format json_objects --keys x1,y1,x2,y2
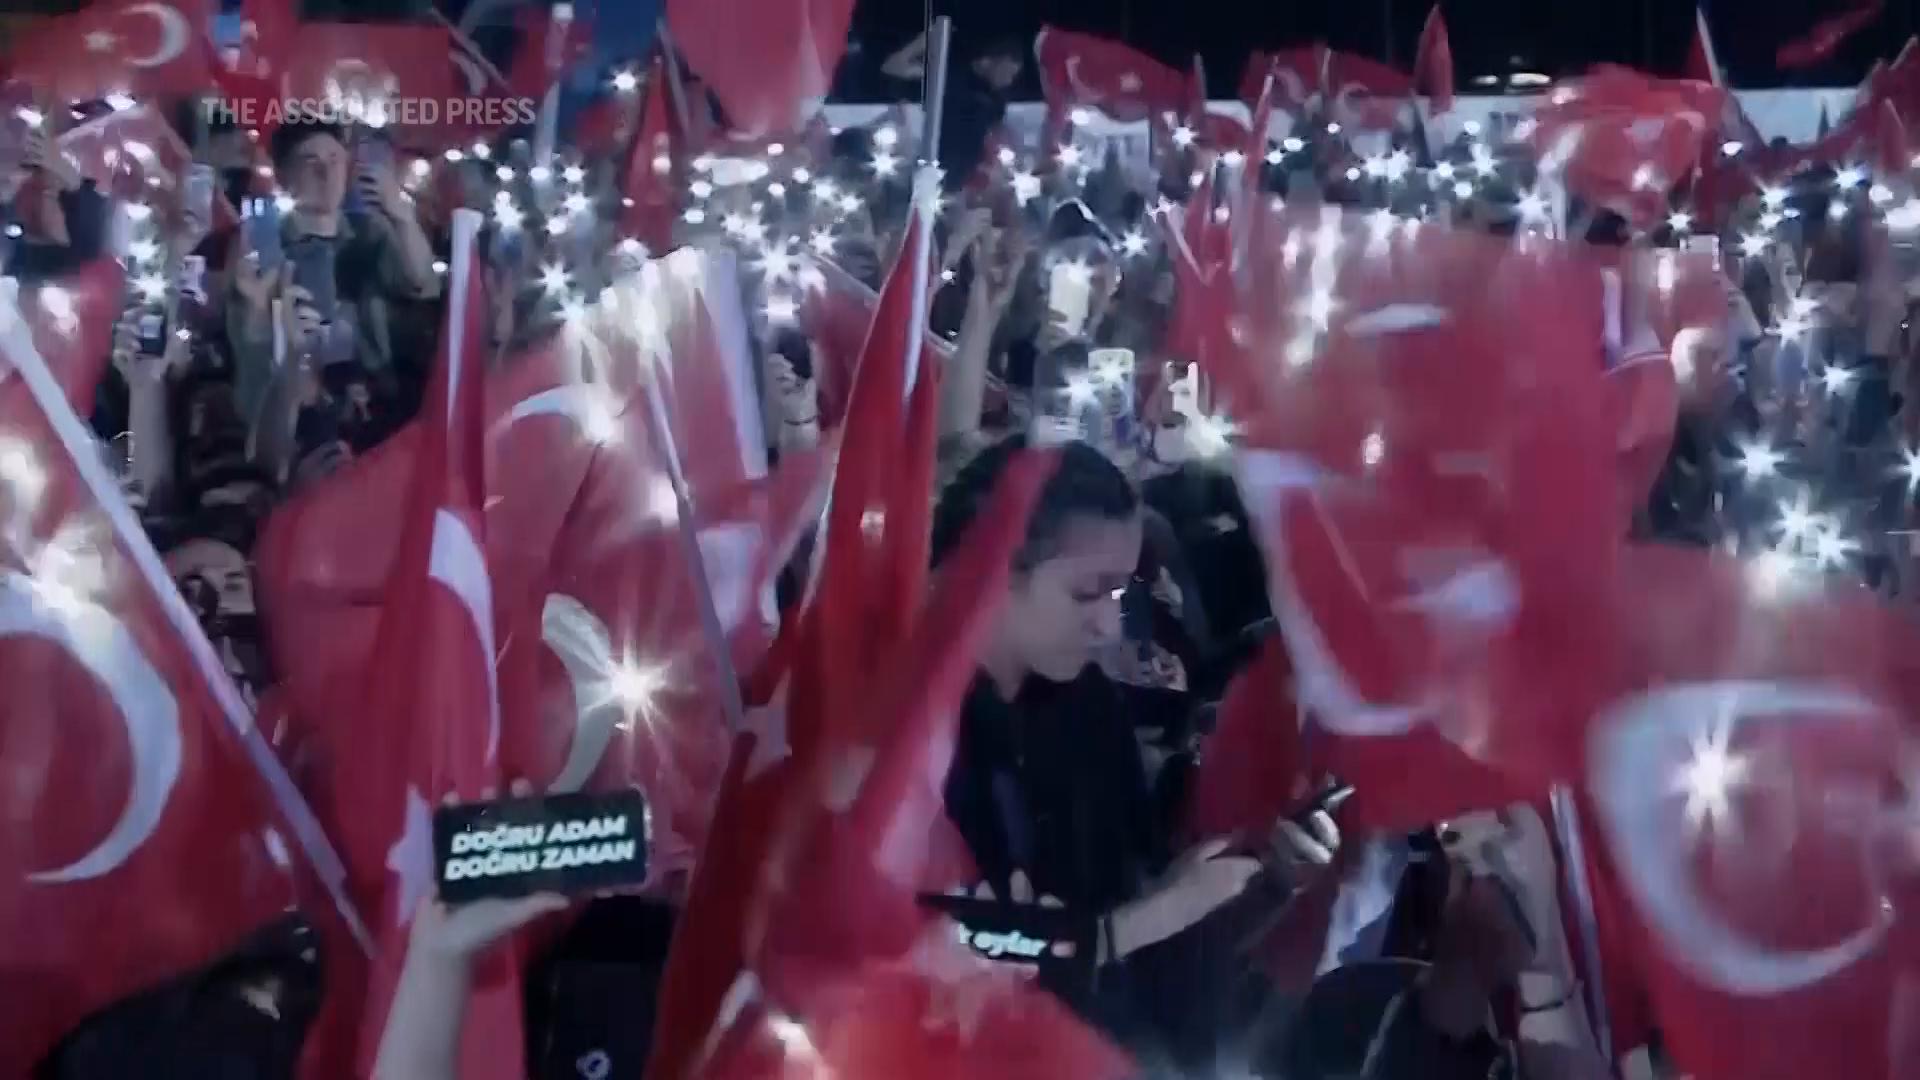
[{"x1": 934, "y1": 437, "x2": 1266, "y2": 1066}]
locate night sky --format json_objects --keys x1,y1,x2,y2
[{"x1": 848, "y1": 0, "x2": 1920, "y2": 98}]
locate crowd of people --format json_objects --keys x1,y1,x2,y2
[{"x1": 4, "y1": 6, "x2": 1920, "y2": 1080}]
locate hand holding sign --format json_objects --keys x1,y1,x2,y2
[{"x1": 433, "y1": 789, "x2": 651, "y2": 904}]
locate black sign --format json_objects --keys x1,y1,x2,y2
[
  {"x1": 917, "y1": 894, "x2": 1096, "y2": 993},
  {"x1": 434, "y1": 791, "x2": 650, "y2": 904}
]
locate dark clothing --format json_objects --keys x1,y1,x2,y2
[
  {"x1": 945, "y1": 668, "x2": 1169, "y2": 913},
  {"x1": 946, "y1": 668, "x2": 1249, "y2": 1066},
  {"x1": 936, "y1": 65, "x2": 1006, "y2": 192}
]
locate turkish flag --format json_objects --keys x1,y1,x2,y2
[
  {"x1": 1163, "y1": 171, "x2": 1236, "y2": 369},
  {"x1": 270, "y1": 21, "x2": 464, "y2": 124},
  {"x1": 0, "y1": 281, "x2": 319, "y2": 1074},
  {"x1": 57, "y1": 105, "x2": 214, "y2": 226},
  {"x1": 1326, "y1": 49, "x2": 1413, "y2": 131},
  {"x1": 1529, "y1": 66, "x2": 1726, "y2": 229},
  {"x1": 1584, "y1": 546, "x2": 1920, "y2": 1080},
  {"x1": 1222, "y1": 213, "x2": 1625, "y2": 800},
  {"x1": 1777, "y1": 1, "x2": 1886, "y2": 69},
  {"x1": 287, "y1": 212, "x2": 520, "y2": 1079},
  {"x1": 664, "y1": 0, "x2": 853, "y2": 137},
  {"x1": 1414, "y1": 5, "x2": 1455, "y2": 113},
  {"x1": 4, "y1": 0, "x2": 212, "y2": 102},
  {"x1": 255, "y1": 247, "x2": 767, "y2": 738},
  {"x1": 497, "y1": 439, "x2": 832, "y2": 884},
  {"x1": 1034, "y1": 27, "x2": 1188, "y2": 125}
]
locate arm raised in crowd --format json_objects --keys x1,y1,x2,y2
[
  {"x1": 372, "y1": 891, "x2": 567, "y2": 1080},
  {"x1": 364, "y1": 156, "x2": 442, "y2": 301},
  {"x1": 940, "y1": 223, "x2": 1028, "y2": 438},
  {"x1": 114, "y1": 315, "x2": 186, "y2": 506}
]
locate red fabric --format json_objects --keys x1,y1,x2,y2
[
  {"x1": 803, "y1": 191, "x2": 934, "y2": 754},
  {"x1": 1239, "y1": 45, "x2": 1409, "y2": 129},
  {"x1": 798, "y1": 257, "x2": 954, "y2": 430},
  {"x1": 1185, "y1": 637, "x2": 1307, "y2": 839},
  {"x1": 291, "y1": 227, "x2": 519, "y2": 1078},
  {"x1": 256, "y1": 249, "x2": 765, "y2": 719},
  {"x1": 4, "y1": 0, "x2": 213, "y2": 101},
  {"x1": 1528, "y1": 66, "x2": 1726, "y2": 228},
  {"x1": 621, "y1": 54, "x2": 681, "y2": 252},
  {"x1": 1777, "y1": 0, "x2": 1886, "y2": 69},
  {"x1": 664, "y1": 0, "x2": 853, "y2": 137},
  {"x1": 1876, "y1": 97, "x2": 1910, "y2": 177},
  {"x1": 269, "y1": 22, "x2": 465, "y2": 131},
  {"x1": 1163, "y1": 171, "x2": 1235, "y2": 369},
  {"x1": 1326, "y1": 50, "x2": 1413, "y2": 131},
  {"x1": 1226, "y1": 213, "x2": 1621, "y2": 796},
  {"x1": 1414, "y1": 5, "x2": 1455, "y2": 113},
  {"x1": 1583, "y1": 547, "x2": 1920, "y2": 1080},
  {"x1": 1196, "y1": 204, "x2": 1920, "y2": 1079},
  {"x1": 58, "y1": 105, "x2": 208, "y2": 224},
  {"x1": 0, "y1": 296, "x2": 302, "y2": 1077},
  {"x1": 495, "y1": 442, "x2": 831, "y2": 884},
  {"x1": 1034, "y1": 27, "x2": 1188, "y2": 125},
  {"x1": 9, "y1": 260, "x2": 126, "y2": 416}
]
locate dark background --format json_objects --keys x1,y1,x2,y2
[{"x1": 846, "y1": 0, "x2": 1920, "y2": 97}]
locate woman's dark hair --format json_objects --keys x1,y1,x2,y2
[{"x1": 931, "y1": 435, "x2": 1138, "y2": 569}]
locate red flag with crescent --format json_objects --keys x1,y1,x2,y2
[
  {"x1": 3, "y1": 0, "x2": 213, "y2": 101},
  {"x1": 0, "y1": 260, "x2": 340, "y2": 1075},
  {"x1": 1034, "y1": 27, "x2": 1188, "y2": 125}
]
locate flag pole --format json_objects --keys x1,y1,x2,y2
[
  {"x1": 655, "y1": 18, "x2": 694, "y2": 139},
  {"x1": 919, "y1": 16, "x2": 954, "y2": 169},
  {"x1": 635, "y1": 370, "x2": 750, "y2": 737},
  {"x1": 532, "y1": 1, "x2": 574, "y2": 174}
]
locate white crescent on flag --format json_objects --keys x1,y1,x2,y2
[
  {"x1": 0, "y1": 570, "x2": 183, "y2": 884},
  {"x1": 427, "y1": 509, "x2": 500, "y2": 759},
  {"x1": 1234, "y1": 449, "x2": 1443, "y2": 738},
  {"x1": 1588, "y1": 680, "x2": 1897, "y2": 996},
  {"x1": 540, "y1": 592, "x2": 629, "y2": 795},
  {"x1": 1064, "y1": 56, "x2": 1106, "y2": 105},
  {"x1": 119, "y1": 3, "x2": 190, "y2": 68}
]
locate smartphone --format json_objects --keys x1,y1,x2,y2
[
  {"x1": 176, "y1": 253, "x2": 207, "y2": 304},
  {"x1": 1047, "y1": 260, "x2": 1092, "y2": 337},
  {"x1": 344, "y1": 134, "x2": 390, "y2": 216},
  {"x1": 287, "y1": 238, "x2": 337, "y2": 321},
  {"x1": 183, "y1": 164, "x2": 215, "y2": 229},
  {"x1": 244, "y1": 197, "x2": 282, "y2": 272},
  {"x1": 135, "y1": 309, "x2": 168, "y2": 356}
]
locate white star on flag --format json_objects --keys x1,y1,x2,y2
[
  {"x1": 1118, "y1": 72, "x2": 1143, "y2": 93},
  {"x1": 85, "y1": 30, "x2": 118, "y2": 53},
  {"x1": 385, "y1": 786, "x2": 437, "y2": 927}
]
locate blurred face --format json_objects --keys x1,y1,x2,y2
[
  {"x1": 998, "y1": 513, "x2": 1142, "y2": 682},
  {"x1": 166, "y1": 539, "x2": 255, "y2": 619},
  {"x1": 280, "y1": 132, "x2": 348, "y2": 218},
  {"x1": 975, "y1": 54, "x2": 1022, "y2": 91}
]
